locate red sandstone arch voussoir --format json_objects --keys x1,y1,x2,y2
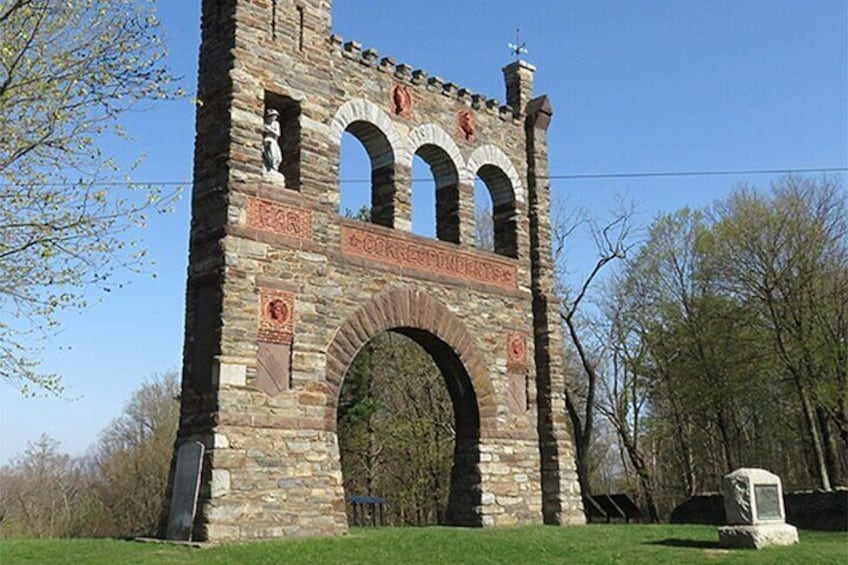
[{"x1": 325, "y1": 287, "x2": 495, "y2": 435}]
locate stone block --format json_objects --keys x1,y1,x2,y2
[
  {"x1": 215, "y1": 363, "x2": 247, "y2": 387},
  {"x1": 206, "y1": 501, "x2": 248, "y2": 522},
  {"x1": 211, "y1": 469, "x2": 231, "y2": 497},
  {"x1": 718, "y1": 523, "x2": 799, "y2": 549},
  {"x1": 722, "y1": 468, "x2": 787, "y2": 525},
  {"x1": 206, "y1": 524, "x2": 240, "y2": 540}
]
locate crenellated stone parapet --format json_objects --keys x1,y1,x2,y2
[{"x1": 330, "y1": 33, "x2": 519, "y2": 122}]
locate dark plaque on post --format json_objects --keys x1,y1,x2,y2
[
  {"x1": 166, "y1": 441, "x2": 205, "y2": 540},
  {"x1": 754, "y1": 484, "x2": 781, "y2": 521}
]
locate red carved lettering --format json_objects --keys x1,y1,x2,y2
[
  {"x1": 341, "y1": 225, "x2": 518, "y2": 291},
  {"x1": 247, "y1": 198, "x2": 313, "y2": 240}
]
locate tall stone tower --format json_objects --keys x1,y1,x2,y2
[{"x1": 162, "y1": 0, "x2": 584, "y2": 541}]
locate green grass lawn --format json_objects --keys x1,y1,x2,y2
[{"x1": 1, "y1": 525, "x2": 846, "y2": 564}]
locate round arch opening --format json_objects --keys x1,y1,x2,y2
[
  {"x1": 411, "y1": 142, "x2": 461, "y2": 244},
  {"x1": 336, "y1": 327, "x2": 482, "y2": 527},
  {"x1": 475, "y1": 164, "x2": 518, "y2": 258},
  {"x1": 339, "y1": 119, "x2": 396, "y2": 227}
]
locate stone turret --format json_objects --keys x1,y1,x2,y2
[{"x1": 503, "y1": 60, "x2": 536, "y2": 116}]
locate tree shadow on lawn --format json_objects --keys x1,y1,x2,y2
[{"x1": 646, "y1": 539, "x2": 721, "y2": 549}]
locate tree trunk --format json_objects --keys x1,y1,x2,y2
[
  {"x1": 623, "y1": 443, "x2": 660, "y2": 523},
  {"x1": 575, "y1": 439, "x2": 592, "y2": 500},
  {"x1": 818, "y1": 406, "x2": 846, "y2": 486},
  {"x1": 564, "y1": 387, "x2": 592, "y2": 499},
  {"x1": 680, "y1": 427, "x2": 697, "y2": 497},
  {"x1": 716, "y1": 410, "x2": 736, "y2": 472},
  {"x1": 608, "y1": 412, "x2": 660, "y2": 523},
  {"x1": 798, "y1": 384, "x2": 832, "y2": 491}
]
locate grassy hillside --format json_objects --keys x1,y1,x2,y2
[{"x1": 2, "y1": 524, "x2": 846, "y2": 564}]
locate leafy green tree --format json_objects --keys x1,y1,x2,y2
[
  {"x1": 338, "y1": 342, "x2": 381, "y2": 497},
  {"x1": 0, "y1": 0, "x2": 180, "y2": 394},
  {"x1": 626, "y1": 211, "x2": 762, "y2": 469},
  {"x1": 602, "y1": 177, "x2": 847, "y2": 513},
  {"x1": 709, "y1": 176, "x2": 848, "y2": 489}
]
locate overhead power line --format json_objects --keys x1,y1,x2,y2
[
  {"x1": 1, "y1": 180, "x2": 189, "y2": 188},
  {"x1": 2, "y1": 166, "x2": 846, "y2": 188},
  {"x1": 337, "y1": 166, "x2": 848, "y2": 183},
  {"x1": 548, "y1": 166, "x2": 848, "y2": 181}
]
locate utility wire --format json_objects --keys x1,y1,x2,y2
[
  {"x1": 3, "y1": 166, "x2": 846, "y2": 188},
  {"x1": 547, "y1": 166, "x2": 848, "y2": 181},
  {"x1": 1, "y1": 180, "x2": 189, "y2": 188}
]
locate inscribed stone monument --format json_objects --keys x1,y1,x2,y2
[
  {"x1": 165, "y1": 441, "x2": 205, "y2": 541},
  {"x1": 719, "y1": 468, "x2": 799, "y2": 549}
]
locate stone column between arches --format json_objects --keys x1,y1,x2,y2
[{"x1": 457, "y1": 181, "x2": 477, "y2": 246}]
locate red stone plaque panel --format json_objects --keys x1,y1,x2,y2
[
  {"x1": 258, "y1": 288, "x2": 296, "y2": 344},
  {"x1": 457, "y1": 110, "x2": 476, "y2": 142},
  {"x1": 506, "y1": 333, "x2": 528, "y2": 372},
  {"x1": 390, "y1": 82, "x2": 413, "y2": 118},
  {"x1": 341, "y1": 225, "x2": 518, "y2": 291},
  {"x1": 255, "y1": 341, "x2": 291, "y2": 397},
  {"x1": 247, "y1": 197, "x2": 313, "y2": 240},
  {"x1": 507, "y1": 372, "x2": 528, "y2": 415}
]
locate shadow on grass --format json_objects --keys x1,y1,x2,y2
[{"x1": 646, "y1": 538, "x2": 720, "y2": 549}]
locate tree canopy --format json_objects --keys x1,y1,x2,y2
[
  {"x1": 0, "y1": 371, "x2": 178, "y2": 538},
  {"x1": 0, "y1": 0, "x2": 181, "y2": 394},
  {"x1": 562, "y1": 176, "x2": 847, "y2": 519}
]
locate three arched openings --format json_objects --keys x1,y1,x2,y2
[{"x1": 334, "y1": 105, "x2": 519, "y2": 258}]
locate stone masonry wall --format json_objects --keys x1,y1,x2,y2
[{"x1": 162, "y1": 0, "x2": 584, "y2": 541}]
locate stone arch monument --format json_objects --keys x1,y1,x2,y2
[{"x1": 162, "y1": 0, "x2": 584, "y2": 541}]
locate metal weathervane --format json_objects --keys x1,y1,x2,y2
[{"x1": 508, "y1": 27, "x2": 528, "y2": 61}]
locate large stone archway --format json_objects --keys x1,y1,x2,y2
[
  {"x1": 324, "y1": 288, "x2": 495, "y2": 432},
  {"x1": 326, "y1": 288, "x2": 492, "y2": 526},
  {"x1": 162, "y1": 0, "x2": 584, "y2": 543}
]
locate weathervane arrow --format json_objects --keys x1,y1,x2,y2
[{"x1": 508, "y1": 27, "x2": 528, "y2": 61}]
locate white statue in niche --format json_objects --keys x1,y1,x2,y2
[{"x1": 262, "y1": 108, "x2": 283, "y2": 177}]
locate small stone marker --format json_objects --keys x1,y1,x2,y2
[
  {"x1": 718, "y1": 468, "x2": 799, "y2": 549},
  {"x1": 166, "y1": 441, "x2": 205, "y2": 541}
]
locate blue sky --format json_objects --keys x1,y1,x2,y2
[{"x1": 1, "y1": 0, "x2": 845, "y2": 463}]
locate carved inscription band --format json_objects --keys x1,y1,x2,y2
[
  {"x1": 247, "y1": 197, "x2": 313, "y2": 240},
  {"x1": 341, "y1": 224, "x2": 518, "y2": 291}
]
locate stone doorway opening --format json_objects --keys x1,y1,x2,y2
[{"x1": 337, "y1": 329, "x2": 482, "y2": 527}]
